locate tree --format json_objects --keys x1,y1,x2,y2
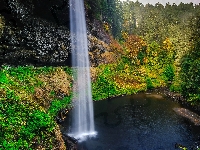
[{"x1": 180, "y1": 15, "x2": 200, "y2": 102}]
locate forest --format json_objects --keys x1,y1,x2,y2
[
  {"x1": 0, "y1": 0, "x2": 200, "y2": 149},
  {"x1": 88, "y1": 0, "x2": 200, "y2": 103}
]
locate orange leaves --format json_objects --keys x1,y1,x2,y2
[
  {"x1": 124, "y1": 35, "x2": 146, "y2": 54},
  {"x1": 123, "y1": 34, "x2": 147, "y2": 65},
  {"x1": 109, "y1": 36, "x2": 124, "y2": 55},
  {"x1": 100, "y1": 51, "x2": 116, "y2": 64},
  {"x1": 109, "y1": 34, "x2": 147, "y2": 66}
]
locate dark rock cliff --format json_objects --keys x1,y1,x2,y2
[{"x1": 0, "y1": 0, "x2": 111, "y2": 66}]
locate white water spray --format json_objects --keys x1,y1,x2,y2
[{"x1": 69, "y1": 0, "x2": 96, "y2": 141}]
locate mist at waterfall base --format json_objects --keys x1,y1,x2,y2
[{"x1": 68, "y1": 0, "x2": 97, "y2": 141}]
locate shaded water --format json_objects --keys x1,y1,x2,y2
[
  {"x1": 63, "y1": 92, "x2": 200, "y2": 149},
  {"x1": 69, "y1": 0, "x2": 96, "y2": 140}
]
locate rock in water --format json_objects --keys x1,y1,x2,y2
[{"x1": 173, "y1": 107, "x2": 200, "y2": 126}]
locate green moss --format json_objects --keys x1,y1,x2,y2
[{"x1": 0, "y1": 66, "x2": 72, "y2": 149}]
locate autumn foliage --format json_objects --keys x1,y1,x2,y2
[{"x1": 123, "y1": 34, "x2": 147, "y2": 65}]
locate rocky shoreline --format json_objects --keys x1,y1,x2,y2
[{"x1": 153, "y1": 87, "x2": 200, "y2": 113}]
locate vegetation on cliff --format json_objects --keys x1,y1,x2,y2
[
  {"x1": 0, "y1": 0, "x2": 200, "y2": 149},
  {"x1": 0, "y1": 66, "x2": 72, "y2": 149}
]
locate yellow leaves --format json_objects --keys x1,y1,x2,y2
[
  {"x1": 114, "y1": 69, "x2": 143, "y2": 90},
  {"x1": 143, "y1": 57, "x2": 148, "y2": 64},
  {"x1": 88, "y1": 35, "x2": 98, "y2": 44},
  {"x1": 147, "y1": 72, "x2": 157, "y2": 79},
  {"x1": 150, "y1": 51, "x2": 158, "y2": 57},
  {"x1": 54, "y1": 124, "x2": 66, "y2": 150},
  {"x1": 138, "y1": 66, "x2": 146, "y2": 76},
  {"x1": 90, "y1": 67, "x2": 98, "y2": 82},
  {"x1": 163, "y1": 37, "x2": 173, "y2": 51},
  {"x1": 34, "y1": 68, "x2": 72, "y2": 109},
  {"x1": 122, "y1": 31, "x2": 128, "y2": 40},
  {"x1": 124, "y1": 64, "x2": 129, "y2": 70},
  {"x1": 0, "y1": 15, "x2": 5, "y2": 33},
  {"x1": 103, "y1": 22, "x2": 110, "y2": 33},
  {"x1": 136, "y1": 60, "x2": 140, "y2": 65},
  {"x1": 39, "y1": 68, "x2": 71, "y2": 96}
]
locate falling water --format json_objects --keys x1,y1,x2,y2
[{"x1": 69, "y1": 0, "x2": 96, "y2": 141}]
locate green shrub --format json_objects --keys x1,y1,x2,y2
[
  {"x1": 0, "y1": 92, "x2": 56, "y2": 149},
  {"x1": 20, "y1": 110, "x2": 55, "y2": 138},
  {"x1": 92, "y1": 75, "x2": 117, "y2": 100},
  {"x1": 0, "y1": 98, "x2": 31, "y2": 149},
  {"x1": 63, "y1": 66, "x2": 73, "y2": 76},
  {"x1": 170, "y1": 84, "x2": 182, "y2": 92},
  {"x1": 188, "y1": 94, "x2": 200, "y2": 103},
  {"x1": 163, "y1": 64, "x2": 175, "y2": 82},
  {"x1": 146, "y1": 77, "x2": 154, "y2": 89},
  {"x1": 48, "y1": 95, "x2": 72, "y2": 116}
]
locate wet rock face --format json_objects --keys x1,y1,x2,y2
[
  {"x1": 0, "y1": 0, "x2": 111, "y2": 66},
  {"x1": 87, "y1": 19, "x2": 110, "y2": 44},
  {"x1": 0, "y1": 22, "x2": 71, "y2": 66},
  {"x1": 0, "y1": 0, "x2": 71, "y2": 66},
  {"x1": 10, "y1": 0, "x2": 70, "y2": 27}
]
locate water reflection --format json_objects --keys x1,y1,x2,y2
[{"x1": 63, "y1": 92, "x2": 200, "y2": 150}]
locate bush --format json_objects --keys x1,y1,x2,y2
[
  {"x1": 170, "y1": 83, "x2": 182, "y2": 92},
  {"x1": 146, "y1": 77, "x2": 154, "y2": 89},
  {"x1": 48, "y1": 95, "x2": 72, "y2": 116},
  {"x1": 92, "y1": 73, "x2": 117, "y2": 100},
  {"x1": 163, "y1": 64, "x2": 175, "y2": 82}
]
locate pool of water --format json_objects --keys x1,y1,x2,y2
[{"x1": 62, "y1": 92, "x2": 200, "y2": 150}]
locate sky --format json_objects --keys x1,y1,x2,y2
[{"x1": 120, "y1": 0, "x2": 200, "y2": 6}]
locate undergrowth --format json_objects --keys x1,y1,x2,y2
[{"x1": 0, "y1": 65, "x2": 72, "y2": 149}]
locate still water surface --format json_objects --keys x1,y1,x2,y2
[{"x1": 64, "y1": 92, "x2": 200, "y2": 150}]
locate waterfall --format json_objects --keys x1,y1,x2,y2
[{"x1": 69, "y1": 0, "x2": 96, "y2": 141}]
